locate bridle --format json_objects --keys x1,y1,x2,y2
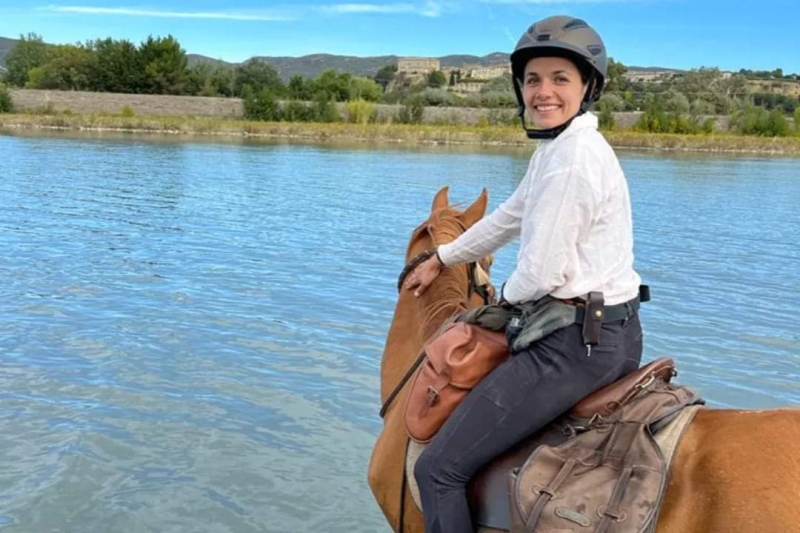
[{"x1": 396, "y1": 221, "x2": 494, "y2": 306}]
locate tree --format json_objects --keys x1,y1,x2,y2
[
  {"x1": 26, "y1": 44, "x2": 93, "y2": 90},
  {"x1": 89, "y1": 38, "x2": 140, "y2": 93},
  {"x1": 287, "y1": 75, "x2": 311, "y2": 100},
  {"x1": 138, "y1": 35, "x2": 188, "y2": 95},
  {"x1": 426, "y1": 70, "x2": 447, "y2": 88},
  {"x1": 374, "y1": 63, "x2": 397, "y2": 91},
  {"x1": 234, "y1": 58, "x2": 283, "y2": 97},
  {"x1": 311, "y1": 69, "x2": 351, "y2": 102},
  {"x1": 211, "y1": 65, "x2": 236, "y2": 97},
  {"x1": 5, "y1": 33, "x2": 48, "y2": 87},
  {"x1": 0, "y1": 84, "x2": 13, "y2": 113},
  {"x1": 186, "y1": 62, "x2": 216, "y2": 96},
  {"x1": 349, "y1": 76, "x2": 381, "y2": 102},
  {"x1": 605, "y1": 58, "x2": 628, "y2": 93}
]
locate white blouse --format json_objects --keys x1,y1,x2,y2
[{"x1": 437, "y1": 112, "x2": 641, "y2": 306}]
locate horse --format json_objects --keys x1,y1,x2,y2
[{"x1": 367, "y1": 186, "x2": 800, "y2": 532}]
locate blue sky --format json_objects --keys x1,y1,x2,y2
[{"x1": 1, "y1": 0, "x2": 798, "y2": 72}]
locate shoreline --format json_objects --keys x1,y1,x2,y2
[{"x1": 2, "y1": 113, "x2": 800, "y2": 155}]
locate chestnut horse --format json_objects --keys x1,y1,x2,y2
[{"x1": 368, "y1": 187, "x2": 800, "y2": 532}]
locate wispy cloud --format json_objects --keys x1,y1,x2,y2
[
  {"x1": 320, "y1": 1, "x2": 443, "y2": 17},
  {"x1": 41, "y1": 5, "x2": 294, "y2": 21},
  {"x1": 480, "y1": 0, "x2": 625, "y2": 4}
]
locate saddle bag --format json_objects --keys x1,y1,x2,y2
[{"x1": 403, "y1": 322, "x2": 509, "y2": 443}]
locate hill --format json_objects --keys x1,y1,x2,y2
[{"x1": 0, "y1": 36, "x2": 17, "y2": 70}]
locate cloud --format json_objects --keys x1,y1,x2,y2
[
  {"x1": 320, "y1": 1, "x2": 443, "y2": 17},
  {"x1": 41, "y1": 5, "x2": 294, "y2": 21}
]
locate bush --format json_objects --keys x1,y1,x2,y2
[
  {"x1": 312, "y1": 93, "x2": 340, "y2": 123},
  {"x1": 282, "y1": 100, "x2": 315, "y2": 122},
  {"x1": 794, "y1": 108, "x2": 800, "y2": 134},
  {"x1": 121, "y1": 105, "x2": 135, "y2": 118},
  {"x1": 732, "y1": 104, "x2": 790, "y2": 137},
  {"x1": 343, "y1": 99, "x2": 377, "y2": 124},
  {"x1": 419, "y1": 88, "x2": 456, "y2": 107},
  {"x1": 396, "y1": 95, "x2": 425, "y2": 124},
  {"x1": 243, "y1": 86, "x2": 282, "y2": 122},
  {"x1": 486, "y1": 108, "x2": 517, "y2": 126},
  {"x1": 0, "y1": 84, "x2": 13, "y2": 113}
]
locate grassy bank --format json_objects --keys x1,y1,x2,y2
[{"x1": 2, "y1": 112, "x2": 800, "y2": 154}]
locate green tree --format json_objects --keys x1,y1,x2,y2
[
  {"x1": 186, "y1": 63, "x2": 218, "y2": 96},
  {"x1": 794, "y1": 108, "x2": 800, "y2": 134},
  {"x1": 26, "y1": 44, "x2": 94, "y2": 90},
  {"x1": 604, "y1": 58, "x2": 628, "y2": 93},
  {"x1": 242, "y1": 85, "x2": 282, "y2": 121},
  {"x1": 0, "y1": 83, "x2": 13, "y2": 113},
  {"x1": 396, "y1": 94, "x2": 425, "y2": 124},
  {"x1": 374, "y1": 63, "x2": 397, "y2": 91},
  {"x1": 234, "y1": 58, "x2": 283, "y2": 97},
  {"x1": 138, "y1": 35, "x2": 188, "y2": 95},
  {"x1": 479, "y1": 73, "x2": 513, "y2": 94},
  {"x1": 5, "y1": 33, "x2": 48, "y2": 87},
  {"x1": 211, "y1": 65, "x2": 236, "y2": 97},
  {"x1": 426, "y1": 70, "x2": 447, "y2": 88},
  {"x1": 348, "y1": 76, "x2": 381, "y2": 102},
  {"x1": 287, "y1": 75, "x2": 311, "y2": 100},
  {"x1": 312, "y1": 69, "x2": 352, "y2": 102},
  {"x1": 89, "y1": 38, "x2": 140, "y2": 93}
]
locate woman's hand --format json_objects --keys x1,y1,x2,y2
[{"x1": 404, "y1": 254, "x2": 444, "y2": 297}]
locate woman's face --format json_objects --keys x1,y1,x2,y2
[{"x1": 522, "y1": 56, "x2": 588, "y2": 130}]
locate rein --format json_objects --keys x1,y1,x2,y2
[{"x1": 381, "y1": 229, "x2": 494, "y2": 420}]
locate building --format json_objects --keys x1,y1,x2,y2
[
  {"x1": 467, "y1": 65, "x2": 511, "y2": 81},
  {"x1": 397, "y1": 57, "x2": 440, "y2": 76}
]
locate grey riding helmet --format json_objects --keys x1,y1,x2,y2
[{"x1": 510, "y1": 16, "x2": 608, "y2": 138}]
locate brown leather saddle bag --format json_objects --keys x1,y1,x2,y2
[{"x1": 404, "y1": 322, "x2": 509, "y2": 443}]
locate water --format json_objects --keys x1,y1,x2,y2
[{"x1": 0, "y1": 131, "x2": 798, "y2": 532}]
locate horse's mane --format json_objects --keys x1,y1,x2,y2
[{"x1": 409, "y1": 207, "x2": 476, "y2": 335}]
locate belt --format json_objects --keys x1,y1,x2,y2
[{"x1": 574, "y1": 296, "x2": 640, "y2": 324}]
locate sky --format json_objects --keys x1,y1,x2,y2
[{"x1": 1, "y1": 0, "x2": 798, "y2": 73}]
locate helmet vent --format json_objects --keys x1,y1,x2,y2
[
  {"x1": 563, "y1": 19, "x2": 588, "y2": 30},
  {"x1": 536, "y1": 33, "x2": 551, "y2": 41},
  {"x1": 587, "y1": 45, "x2": 603, "y2": 56}
]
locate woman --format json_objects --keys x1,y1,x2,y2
[{"x1": 404, "y1": 15, "x2": 644, "y2": 533}]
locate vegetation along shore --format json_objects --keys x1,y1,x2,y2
[{"x1": 2, "y1": 32, "x2": 800, "y2": 153}]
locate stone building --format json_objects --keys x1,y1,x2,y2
[
  {"x1": 466, "y1": 64, "x2": 510, "y2": 80},
  {"x1": 397, "y1": 57, "x2": 441, "y2": 76}
]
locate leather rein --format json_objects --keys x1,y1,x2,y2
[{"x1": 381, "y1": 229, "x2": 494, "y2": 420}]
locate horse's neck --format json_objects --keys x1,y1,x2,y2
[{"x1": 380, "y1": 290, "x2": 462, "y2": 402}]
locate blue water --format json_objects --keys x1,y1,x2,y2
[{"x1": 0, "y1": 132, "x2": 798, "y2": 532}]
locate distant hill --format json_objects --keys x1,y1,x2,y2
[{"x1": 0, "y1": 36, "x2": 17, "y2": 68}]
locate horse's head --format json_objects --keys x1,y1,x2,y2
[{"x1": 397, "y1": 187, "x2": 496, "y2": 338}]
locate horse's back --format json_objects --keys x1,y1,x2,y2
[{"x1": 657, "y1": 407, "x2": 800, "y2": 533}]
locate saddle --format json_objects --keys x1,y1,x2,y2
[{"x1": 407, "y1": 358, "x2": 704, "y2": 532}]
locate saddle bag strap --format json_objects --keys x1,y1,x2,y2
[
  {"x1": 379, "y1": 351, "x2": 426, "y2": 418},
  {"x1": 524, "y1": 458, "x2": 577, "y2": 533},
  {"x1": 595, "y1": 466, "x2": 634, "y2": 533}
]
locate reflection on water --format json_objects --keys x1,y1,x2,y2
[{"x1": 0, "y1": 131, "x2": 798, "y2": 532}]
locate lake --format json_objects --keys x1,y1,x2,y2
[{"x1": 0, "y1": 131, "x2": 798, "y2": 532}]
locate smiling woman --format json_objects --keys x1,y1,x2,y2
[{"x1": 400, "y1": 15, "x2": 648, "y2": 533}]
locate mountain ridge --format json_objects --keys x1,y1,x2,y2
[{"x1": 0, "y1": 35, "x2": 683, "y2": 81}]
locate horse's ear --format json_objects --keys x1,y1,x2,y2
[
  {"x1": 431, "y1": 186, "x2": 449, "y2": 212},
  {"x1": 459, "y1": 188, "x2": 488, "y2": 228}
]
